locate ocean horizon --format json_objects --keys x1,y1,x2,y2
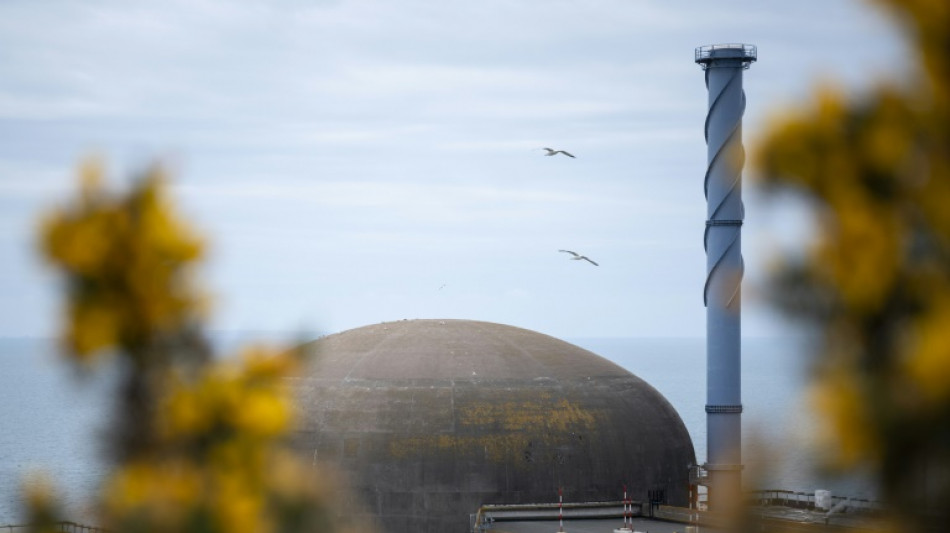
[{"x1": 0, "y1": 334, "x2": 874, "y2": 524}]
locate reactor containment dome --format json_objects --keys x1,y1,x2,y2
[{"x1": 290, "y1": 319, "x2": 695, "y2": 533}]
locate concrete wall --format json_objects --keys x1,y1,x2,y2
[{"x1": 290, "y1": 320, "x2": 696, "y2": 533}]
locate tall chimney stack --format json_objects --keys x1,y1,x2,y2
[{"x1": 695, "y1": 43, "x2": 756, "y2": 511}]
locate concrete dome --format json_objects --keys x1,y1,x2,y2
[{"x1": 291, "y1": 319, "x2": 695, "y2": 533}]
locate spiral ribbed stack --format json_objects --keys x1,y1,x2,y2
[{"x1": 695, "y1": 43, "x2": 756, "y2": 512}]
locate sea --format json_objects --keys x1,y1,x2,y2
[{"x1": 0, "y1": 335, "x2": 874, "y2": 525}]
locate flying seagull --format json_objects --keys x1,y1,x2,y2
[
  {"x1": 559, "y1": 249, "x2": 598, "y2": 266},
  {"x1": 543, "y1": 147, "x2": 575, "y2": 158}
]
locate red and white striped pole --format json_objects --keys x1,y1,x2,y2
[
  {"x1": 558, "y1": 487, "x2": 564, "y2": 532},
  {"x1": 614, "y1": 485, "x2": 631, "y2": 533},
  {"x1": 623, "y1": 485, "x2": 629, "y2": 529}
]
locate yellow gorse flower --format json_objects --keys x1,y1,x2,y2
[
  {"x1": 32, "y1": 161, "x2": 368, "y2": 533},
  {"x1": 159, "y1": 347, "x2": 296, "y2": 442},
  {"x1": 755, "y1": 1, "x2": 950, "y2": 529},
  {"x1": 100, "y1": 342, "x2": 350, "y2": 533},
  {"x1": 40, "y1": 160, "x2": 204, "y2": 360}
]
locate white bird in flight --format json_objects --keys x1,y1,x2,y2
[
  {"x1": 543, "y1": 147, "x2": 575, "y2": 158},
  {"x1": 559, "y1": 249, "x2": 598, "y2": 266}
]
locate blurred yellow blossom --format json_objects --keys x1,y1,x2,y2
[
  {"x1": 32, "y1": 161, "x2": 370, "y2": 533},
  {"x1": 21, "y1": 474, "x2": 64, "y2": 533},
  {"x1": 809, "y1": 370, "x2": 879, "y2": 467},
  {"x1": 40, "y1": 161, "x2": 204, "y2": 361},
  {"x1": 159, "y1": 346, "x2": 297, "y2": 443},
  {"x1": 905, "y1": 294, "x2": 950, "y2": 404},
  {"x1": 754, "y1": 1, "x2": 950, "y2": 530}
]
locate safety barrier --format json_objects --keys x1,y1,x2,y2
[
  {"x1": 0, "y1": 522, "x2": 109, "y2": 533},
  {"x1": 747, "y1": 489, "x2": 884, "y2": 514},
  {"x1": 472, "y1": 501, "x2": 642, "y2": 532}
]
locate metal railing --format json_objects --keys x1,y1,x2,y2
[
  {"x1": 471, "y1": 501, "x2": 642, "y2": 532},
  {"x1": 747, "y1": 489, "x2": 884, "y2": 514},
  {"x1": 653, "y1": 505, "x2": 723, "y2": 527},
  {"x1": 694, "y1": 43, "x2": 757, "y2": 69},
  {"x1": 0, "y1": 522, "x2": 109, "y2": 533},
  {"x1": 695, "y1": 43, "x2": 757, "y2": 60}
]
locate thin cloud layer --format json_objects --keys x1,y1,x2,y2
[{"x1": 0, "y1": 0, "x2": 907, "y2": 337}]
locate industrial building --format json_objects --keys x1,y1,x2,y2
[
  {"x1": 290, "y1": 319, "x2": 696, "y2": 533},
  {"x1": 288, "y1": 43, "x2": 759, "y2": 533}
]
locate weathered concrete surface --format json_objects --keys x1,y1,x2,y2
[{"x1": 289, "y1": 319, "x2": 695, "y2": 533}]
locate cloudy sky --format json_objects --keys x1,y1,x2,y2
[{"x1": 0, "y1": 0, "x2": 908, "y2": 341}]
